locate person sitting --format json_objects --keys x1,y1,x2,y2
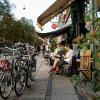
[
  {"x1": 50, "y1": 44, "x2": 74, "y2": 74},
  {"x1": 49, "y1": 41, "x2": 66, "y2": 69}
]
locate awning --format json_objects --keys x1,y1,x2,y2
[
  {"x1": 38, "y1": 36, "x2": 45, "y2": 42},
  {"x1": 37, "y1": 0, "x2": 75, "y2": 28},
  {"x1": 37, "y1": 26, "x2": 71, "y2": 38}
]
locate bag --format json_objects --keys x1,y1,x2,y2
[
  {"x1": 67, "y1": 66, "x2": 73, "y2": 76},
  {"x1": 58, "y1": 59, "x2": 64, "y2": 68},
  {"x1": 67, "y1": 56, "x2": 79, "y2": 76}
]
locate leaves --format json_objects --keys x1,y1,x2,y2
[
  {"x1": 70, "y1": 0, "x2": 88, "y2": 37},
  {"x1": 0, "y1": 0, "x2": 36, "y2": 45},
  {"x1": 71, "y1": 74, "x2": 81, "y2": 87}
]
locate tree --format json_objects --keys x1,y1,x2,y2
[
  {"x1": 0, "y1": 0, "x2": 11, "y2": 42},
  {"x1": 0, "y1": 0, "x2": 36, "y2": 45},
  {"x1": 0, "y1": 0, "x2": 10, "y2": 16}
]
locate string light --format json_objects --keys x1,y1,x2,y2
[{"x1": 23, "y1": 7, "x2": 26, "y2": 10}]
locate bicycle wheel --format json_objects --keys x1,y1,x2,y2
[
  {"x1": 15, "y1": 68, "x2": 26, "y2": 96},
  {"x1": 30, "y1": 65, "x2": 36, "y2": 81},
  {"x1": 0, "y1": 69, "x2": 12, "y2": 99},
  {"x1": 46, "y1": 57, "x2": 51, "y2": 67},
  {"x1": 15, "y1": 59, "x2": 21, "y2": 72}
]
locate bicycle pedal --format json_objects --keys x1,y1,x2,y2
[
  {"x1": 12, "y1": 86, "x2": 15, "y2": 90},
  {"x1": 26, "y1": 84, "x2": 31, "y2": 89},
  {"x1": 31, "y1": 79, "x2": 35, "y2": 82}
]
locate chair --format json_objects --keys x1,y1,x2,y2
[
  {"x1": 62, "y1": 55, "x2": 78, "y2": 76},
  {"x1": 79, "y1": 50, "x2": 92, "y2": 81}
]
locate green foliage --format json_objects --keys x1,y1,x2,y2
[
  {"x1": 90, "y1": 70, "x2": 100, "y2": 92},
  {"x1": 0, "y1": 0, "x2": 10, "y2": 15},
  {"x1": 70, "y1": 1, "x2": 100, "y2": 95},
  {"x1": 49, "y1": 37, "x2": 57, "y2": 52},
  {"x1": 93, "y1": 96, "x2": 100, "y2": 100},
  {"x1": 71, "y1": 75, "x2": 81, "y2": 87},
  {"x1": 85, "y1": 15, "x2": 91, "y2": 22},
  {"x1": 94, "y1": 49, "x2": 100, "y2": 62},
  {"x1": 0, "y1": 0, "x2": 36, "y2": 45},
  {"x1": 70, "y1": 0, "x2": 88, "y2": 37},
  {"x1": 84, "y1": 13, "x2": 100, "y2": 66}
]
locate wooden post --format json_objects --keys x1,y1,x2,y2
[{"x1": 92, "y1": 0, "x2": 96, "y2": 86}]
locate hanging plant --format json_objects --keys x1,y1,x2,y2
[
  {"x1": 94, "y1": 49, "x2": 100, "y2": 68},
  {"x1": 70, "y1": 0, "x2": 88, "y2": 38},
  {"x1": 73, "y1": 35, "x2": 82, "y2": 44},
  {"x1": 90, "y1": 31, "x2": 97, "y2": 38}
]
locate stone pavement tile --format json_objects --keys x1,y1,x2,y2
[
  {"x1": 51, "y1": 75, "x2": 79, "y2": 100},
  {"x1": 15, "y1": 56, "x2": 49, "y2": 100},
  {"x1": 51, "y1": 95, "x2": 79, "y2": 100},
  {"x1": 14, "y1": 95, "x2": 44, "y2": 100}
]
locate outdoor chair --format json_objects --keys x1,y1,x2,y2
[
  {"x1": 78, "y1": 50, "x2": 92, "y2": 81},
  {"x1": 60, "y1": 55, "x2": 78, "y2": 76}
]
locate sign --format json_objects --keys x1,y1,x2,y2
[{"x1": 51, "y1": 23, "x2": 58, "y2": 30}]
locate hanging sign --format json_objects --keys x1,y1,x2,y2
[{"x1": 51, "y1": 23, "x2": 58, "y2": 30}]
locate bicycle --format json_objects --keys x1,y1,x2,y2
[
  {"x1": 0, "y1": 52, "x2": 12, "y2": 99},
  {"x1": 14, "y1": 51, "x2": 37, "y2": 96},
  {"x1": 0, "y1": 46, "x2": 26, "y2": 99}
]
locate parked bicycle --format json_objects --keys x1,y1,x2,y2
[
  {"x1": 14, "y1": 51, "x2": 37, "y2": 96},
  {"x1": 0, "y1": 46, "x2": 26, "y2": 99}
]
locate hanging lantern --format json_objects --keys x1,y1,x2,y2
[{"x1": 23, "y1": 7, "x2": 26, "y2": 10}]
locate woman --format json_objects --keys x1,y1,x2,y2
[{"x1": 50, "y1": 44, "x2": 74, "y2": 74}]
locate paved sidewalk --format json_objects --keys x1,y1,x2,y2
[
  {"x1": 0, "y1": 54, "x2": 50, "y2": 100},
  {"x1": 51, "y1": 75, "x2": 79, "y2": 100}
]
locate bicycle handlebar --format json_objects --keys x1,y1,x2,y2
[{"x1": 5, "y1": 46, "x2": 21, "y2": 51}]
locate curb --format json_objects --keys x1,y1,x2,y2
[
  {"x1": 45, "y1": 73, "x2": 53, "y2": 100},
  {"x1": 74, "y1": 86, "x2": 88, "y2": 100}
]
